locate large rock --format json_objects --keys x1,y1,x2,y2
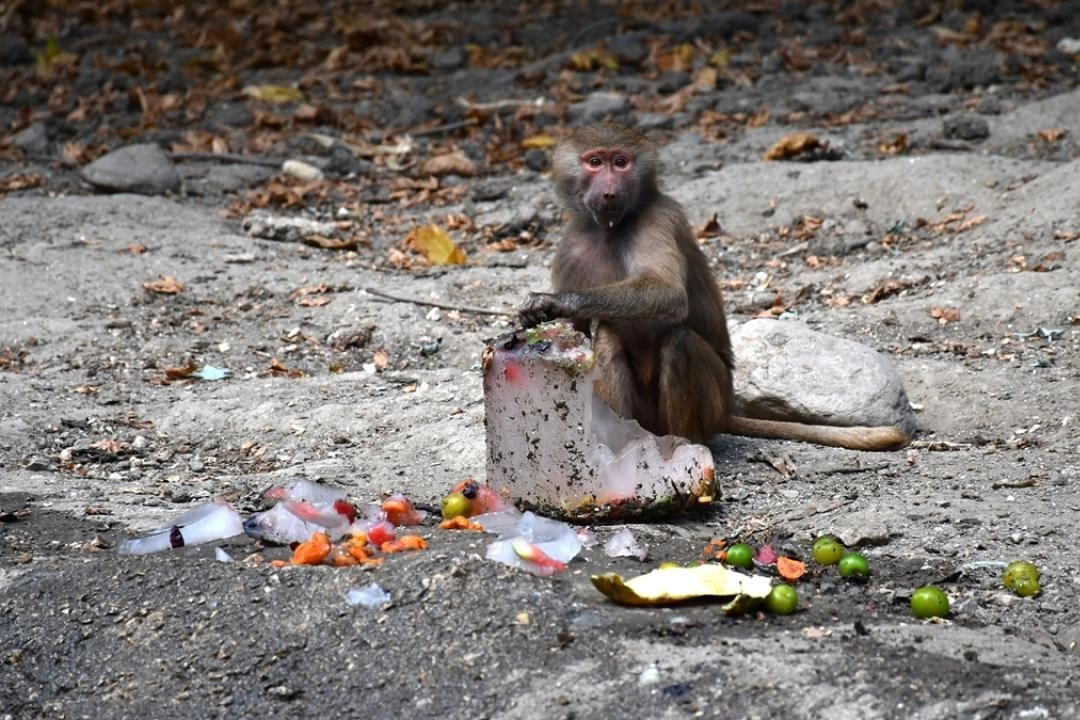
[{"x1": 731, "y1": 318, "x2": 917, "y2": 436}]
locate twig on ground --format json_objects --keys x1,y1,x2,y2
[
  {"x1": 364, "y1": 287, "x2": 512, "y2": 317},
  {"x1": 169, "y1": 152, "x2": 283, "y2": 169}
]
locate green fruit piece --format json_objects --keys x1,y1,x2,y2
[
  {"x1": 811, "y1": 536, "x2": 845, "y2": 565},
  {"x1": 440, "y1": 492, "x2": 470, "y2": 520},
  {"x1": 724, "y1": 543, "x2": 754, "y2": 570},
  {"x1": 765, "y1": 583, "x2": 799, "y2": 615},
  {"x1": 910, "y1": 585, "x2": 950, "y2": 619},
  {"x1": 1002, "y1": 561, "x2": 1040, "y2": 594},
  {"x1": 1012, "y1": 577, "x2": 1041, "y2": 597},
  {"x1": 837, "y1": 552, "x2": 870, "y2": 579}
]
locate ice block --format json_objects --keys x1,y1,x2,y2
[{"x1": 482, "y1": 322, "x2": 716, "y2": 521}]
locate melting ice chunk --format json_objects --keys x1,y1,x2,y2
[
  {"x1": 482, "y1": 322, "x2": 716, "y2": 521},
  {"x1": 118, "y1": 500, "x2": 245, "y2": 555}
]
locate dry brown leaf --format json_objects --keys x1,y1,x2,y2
[
  {"x1": 304, "y1": 235, "x2": 360, "y2": 251},
  {"x1": 372, "y1": 349, "x2": 390, "y2": 369},
  {"x1": 764, "y1": 132, "x2": 824, "y2": 161},
  {"x1": 89, "y1": 438, "x2": 122, "y2": 453},
  {"x1": 404, "y1": 224, "x2": 467, "y2": 265},
  {"x1": 1036, "y1": 128, "x2": 1066, "y2": 142},
  {"x1": 297, "y1": 296, "x2": 332, "y2": 307},
  {"x1": 142, "y1": 275, "x2": 184, "y2": 294},
  {"x1": 878, "y1": 132, "x2": 908, "y2": 156},
  {"x1": 522, "y1": 134, "x2": 557, "y2": 149},
  {"x1": 930, "y1": 307, "x2": 961, "y2": 324},
  {"x1": 268, "y1": 358, "x2": 304, "y2": 378},
  {"x1": 695, "y1": 213, "x2": 723, "y2": 239},
  {"x1": 243, "y1": 84, "x2": 304, "y2": 104},
  {"x1": 164, "y1": 359, "x2": 198, "y2": 380},
  {"x1": 420, "y1": 151, "x2": 476, "y2": 177},
  {"x1": 121, "y1": 243, "x2": 150, "y2": 255},
  {"x1": 0, "y1": 174, "x2": 45, "y2": 193}
]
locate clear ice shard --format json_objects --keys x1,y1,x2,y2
[{"x1": 482, "y1": 322, "x2": 716, "y2": 521}]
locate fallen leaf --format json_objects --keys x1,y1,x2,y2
[
  {"x1": 878, "y1": 132, "x2": 908, "y2": 156},
  {"x1": 372, "y1": 349, "x2": 390, "y2": 369},
  {"x1": 695, "y1": 213, "x2": 723, "y2": 239},
  {"x1": 164, "y1": 360, "x2": 198, "y2": 380},
  {"x1": 522, "y1": 134, "x2": 557, "y2": 149},
  {"x1": 121, "y1": 243, "x2": 150, "y2": 255},
  {"x1": 0, "y1": 174, "x2": 45, "y2": 193},
  {"x1": 142, "y1": 275, "x2": 184, "y2": 294},
  {"x1": 1036, "y1": 128, "x2": 1066, "y2": 142},
  {"x1": 297, "y1": 296, "x2": 332, "y2": 307},
  {"x1": 764, "y1": 132, "x2": 826, "y2": 161},
  {"x1": 404, "y1": 224, "x2": 467, "y2": 265},
  {"x1": 420, "y1": 151, "x2": 476, "y2": 177},
  {"x1": 244, "y1": 84, "x2": 304, "y2": 104},
  {"x1": 930, "y1": 307, "x2": 961, "y2": 325}
]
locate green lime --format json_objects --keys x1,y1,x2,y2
[
  {"x1": 724, "y1": 542, "x2": 754, "y2": 570},
  {"x1": 910, "y1": 585, "x2": 950, "y2": 619},
  {"x1": 811, "y1": 536, "x2": 845, "y2": 565},
  {"x1": 837, "y1": 552, "x2": 870, "y2": 579},
  {"x1": 1002, "y1": 560, "x2": 1040, "y2": 596},
  {"x1": 765, "y1": 583, "x2": 799, "y2": 615},
  {"x1": 1012, "y1": 577, "x2": 1041, "y2": 598},
  {"x1": 440, "y1": 492, "x2": 470, "y2": 520}
]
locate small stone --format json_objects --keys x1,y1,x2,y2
[
  {"x1": 429, "y1": 46, "x2": 466, "y2": 71},
  {"x1": 523, "y1": 147, "x2": 549, "y2": 172},
  {"x1": 206, "y1": 102, "x2": 254, "y2": 128},
  {"x1": 567, "y1": 92, "x2": 630, "y2": 124},
  {"x1": 943, "y1": 114, "x2": 990, "y2": 141},
  {"x1": 80, "y1": 144, "x2": 181, "y2": 195},
  {"x1": 13, "y1": 122, "x2": 48, "y2": 155},
  {"x1": 0, "y1": 34, "x2": 30, "y2": 65}
]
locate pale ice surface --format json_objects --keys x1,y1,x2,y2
[
  {"x1": 483, "y1": 323, "x2": 715, "y2": 519},
  {"x1": 117, "y1": 501, "x2": 245, "y2": 555}
]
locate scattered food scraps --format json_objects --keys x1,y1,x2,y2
[
  {"x1": 290, "y1": 531, "x2": 332, "y2": 565},
  {"x1": 481, "y1": 509, "x2": 583, "y2": 577},
  {"x1": 776, "y1": 557, "x2": 807, "y2": 582},
  {"x1": 382, "y1": 494, "x2": 427, "y2": 526},
  {"x1": 592, "y1": 564, "x2": 773, "y2": 608},
  {"x1": 603, "y1": 527, "x2": 648, "y2": 561}
]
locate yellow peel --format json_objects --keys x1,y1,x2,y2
[{"x1": 591, "y1": 564, "x2": 773, "y2": 607}]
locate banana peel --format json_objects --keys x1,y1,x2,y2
[{"x1": 592, "y1": 564, "x2": 773, "y2": 610}]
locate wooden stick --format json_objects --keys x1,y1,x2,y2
[{"x1": 364, "y1": 287, "x2": 511, "y2": 317}]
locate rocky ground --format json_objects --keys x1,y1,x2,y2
[{"x1": 2, "y1": 1, "x2": 1080, "y2": 718}]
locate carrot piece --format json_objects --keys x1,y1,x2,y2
[
  {"x1": 382, "y1": 495, "x2": 423, "y2": 526},
  {"x1": 329, "y1": 548, "x2": 358, "y2": 567},
  {"x1": 439, "y1": 515, "x2": 483, "y2": 531},
  {"x1": 346, "y1": 542, "x2": 372, "y2": 563},
  {"x1": 290, "y1": 531, "x2": 332, "y2": 565},
  {"x1": 777, "y1": 556, "x2": 806, "y2": 582},
  {"x1": 380, "y1": 534, "x2": 428, "y2": 553}
]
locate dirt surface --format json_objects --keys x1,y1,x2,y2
[{"x1": 2, "y1": 2, "x2": 1080, "y2": 718}]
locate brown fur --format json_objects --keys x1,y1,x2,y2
[{"x1": 520, "y1": 122, "x2": 908, "y2": 451}]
